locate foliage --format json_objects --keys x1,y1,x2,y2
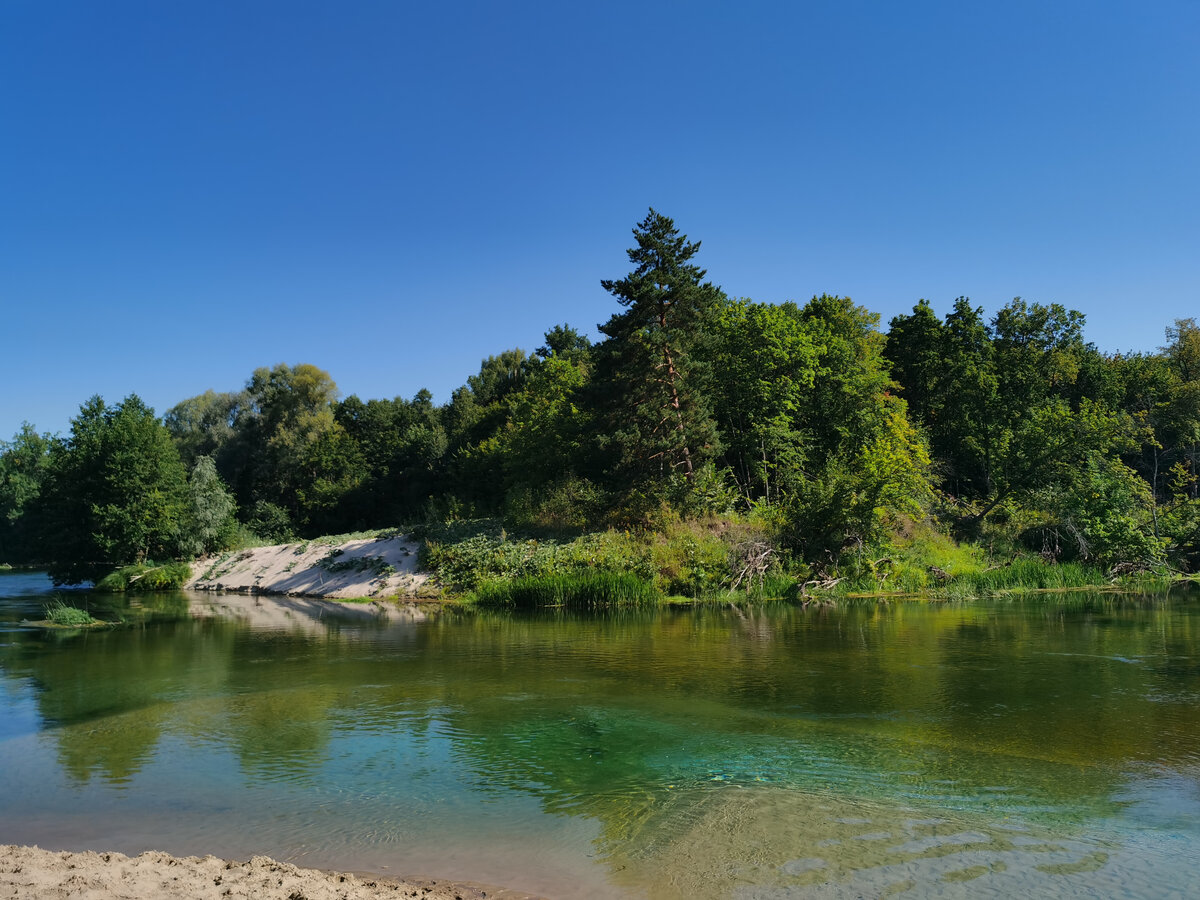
[
  {"x1": 593, "y1": 208, "x2": 724, "y2": 490},
  {"x1": 420, "y1": 520, "x2": 656, "y2": 593},
  {"x1": 469, "y1": 572, "x2": 660, "y2": 609},
  {"x1": 11, "y1": 212, "x2": 1200, "y2": 590},
  {"x1": 246, "y1": 501, "x2": 296, "y2": 544},
  {"x1": 43, "y1": 599, "x2": 97, "y2": 627},
  {"x1": 95, "y1": 561, "x2": 192, "y2": 592},
  {"x1": 163, "y1": 389, "x2": 246, "y2": 470},
  {"x1": 177, "y1": 456, "x2": 238, "y2": 557},
  {"x1": 0, "y1": 423, "x2": 51, "y2": 563},
  {"x1": 38, "y1": 395, "x2": 190, "y2": 585},
  {"x1": 710, "y1": 299, "x2": 816, "y2": 503},
  {"x1": 317, "y1": 551, "x2": 395, "y2": 578},
  {"x1": 504, "y1": 475, "x2": 608, "y2": 533}
]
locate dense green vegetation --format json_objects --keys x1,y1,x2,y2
[
  {"x1": 42, "y1": 598, "x2": 97, "y2": 627},
  {"x1": 3, "y1": 209, "x2": 1199, "y2": 597}
]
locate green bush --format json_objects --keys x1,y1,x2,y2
[
  {"x1": 95, "y1": 561, "x2": 192, "y2": 592},
  {"x1": 504, "y1": 476, "x2": 608, "y2": 532},
  {"x1": 246, "y1": 501, "x2": 296, "y2": 543},
  {"x1": 650, "y1": 523, "x2": 731, "y2": 596}
]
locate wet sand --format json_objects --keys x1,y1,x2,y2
[{"x1": 0, "y1": 845, "x2": 540, "y2": 900}]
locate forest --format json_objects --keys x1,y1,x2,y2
[{"x1": 2, "y1": 209, "x2": 1199, "y2": 598}]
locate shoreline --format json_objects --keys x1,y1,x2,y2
[{"x1": 0, "y1": 844, "x2": 543, "y2": 900}]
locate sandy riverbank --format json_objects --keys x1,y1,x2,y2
[
  {"x1": 187, "y1": 534, "x2": 430, "y2": 601},
  {"x1": 0, "y1": 845, "x2": 539, "y2": 900}
]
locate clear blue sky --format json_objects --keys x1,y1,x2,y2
[{"x1": 2, "y1": 0, "x2": 1197, "y2": 438}]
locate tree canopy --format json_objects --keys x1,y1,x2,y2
[{"x1": 2, "y1": 210, "x2": 1196, "y2": 581}]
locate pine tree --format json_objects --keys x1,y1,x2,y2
[{"x1": 595, "y1": 209, "x2": 723, "y2": 486}]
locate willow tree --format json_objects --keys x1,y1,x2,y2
[{"x1": 595, "y1": 209, "x2": 723, "y2": 489}]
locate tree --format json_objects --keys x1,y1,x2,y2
[
  {"x1": 234, "y1": 363, "x2": 340, "y2": 526},
  {"x1": 1162, "y1": 319, "x2": 1200, "y2": 499},
  {"x1": 333, "y1": 390, "x2": 446, "y2": 525},
  {"x1": 39, "y1": 395, "x2": 189, "y2": 584},
  {"x1": 537, "y1": 323, "x2": 592, "y2": 362},
  {"x1": 883, "y1": 299, "x2": 945, "y2": 425},
  {"x1": 0, "y1": 423, "x2": 51, "y2": 563},
  {"x1": 886, "y1": 298, "x2": 999, "y2": 497},
  {"x1": 777, "y1": 296, "x2": 932, "y2": 564},
  {"x1": 594, "y1": 209, "x2": 724, "y2": 489},
  {"x1": 178, "y1": 456, "x2": 238, "y2": 557},
  {"x1": 711, "y1": 299, "x2": 817, "y2": 503},
  {"x1": 163, "y1": 389, "x2": 246, "y2": 470}
]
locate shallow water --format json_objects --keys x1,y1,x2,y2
[{"x1": 1, "y1": 572, "x2": 1199, "y2": 898}]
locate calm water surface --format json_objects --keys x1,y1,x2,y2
[{"x1": 1, "y1": 570, "x2": 1199, "y2": 898}]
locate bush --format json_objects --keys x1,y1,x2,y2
[
  {"x1": 650, "y1": 522, "x2": 732, "y2": 597},
  {"x1": 504, "y1": 476, "x2": 608, "y2": 532},
  {"x1": 95, "y1": 561, "x2": 192, "y2": 592},
  {"x1": 246, "y1": 501, "x2": 296, "y2": 544}
]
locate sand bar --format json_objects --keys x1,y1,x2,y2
[{"x1": 0, "y1": 845, "x2": 541, "y2": 900}]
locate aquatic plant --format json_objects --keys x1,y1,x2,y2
[
  {"x1": 469, "y1": 572, "x2": 660, "y2": 609},
  {"x1": 44, "y1": 599, "x2": 95, "y2": 626}
]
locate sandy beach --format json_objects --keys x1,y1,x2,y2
[
  {"x1": 0, "y1": 845, "x2": 539, "y2": 900},
  {"x1": 186, "y1": 535, "x2": 430, "y2": 601}
]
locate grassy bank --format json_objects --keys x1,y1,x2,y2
[
  {"x1": 77, "y1": 517, "x2": 1183, "y2": 608},
  {"x1": 418, "y1": 518, "x2": 737, "y2": 604},
  {"x1": 418, "y1": 517, "x2": 1181, "y2": 609}
]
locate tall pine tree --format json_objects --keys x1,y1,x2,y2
[{"x1": 595, "y1": 209, "x2": 723, "y2": 488}]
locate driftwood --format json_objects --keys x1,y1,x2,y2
[
  {"x1": 800, "y1": 576, "x2": 843, "y2": 601},
  {"x1": 729, "y1": 540, "x2": 775, "y2": 592}
]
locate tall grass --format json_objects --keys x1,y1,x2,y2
[
  {"x1": 469, "y1": 571, "x2": 660, "y2": 609},
  {"x1": 44, "y1": 598, "x2": 96, "y2": 626},
  {"x1": 935, "y1": 558, "x2": 1109, "y2": 598}
]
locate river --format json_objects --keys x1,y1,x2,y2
[{"x1": 1, "y1": 570, "x2": 1198, "y2": 898}]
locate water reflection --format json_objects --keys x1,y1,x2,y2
[{"x1": 0, "y1": 573, "x2": 1198, "y2": 897}]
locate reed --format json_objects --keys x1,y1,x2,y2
[{"x1": 469, "y1": 571, "x2": 660, "y2": 609}]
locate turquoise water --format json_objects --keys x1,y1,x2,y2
[{"x1": 1, "y1": 571, "x2": 1199, "y2": 897}]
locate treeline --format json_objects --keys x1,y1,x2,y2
[{"x1": 2, "y1": 209, "x2": 1198, "y2": 586}]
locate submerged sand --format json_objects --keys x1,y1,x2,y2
[
  {"x1": 187, "y1": 535, "x2": 430, "y2": 601},
  {"x1": 0, "y1": 845, "x2": 536, "y2": 900}
]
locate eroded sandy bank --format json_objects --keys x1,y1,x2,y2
[
  {"x1": 0, "y1": 845, "x2": 539, "y2": 900},
  {"x1": 187, "y1": 534, "x2": 430, "y2": 601}
]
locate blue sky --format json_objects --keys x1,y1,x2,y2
[{"x1": 2, "y1": 0, "x2": 1197, "y2": 438}]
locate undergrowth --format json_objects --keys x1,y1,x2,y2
[
  {"x1": 417, "y1": 518, "x2": 749, "y2": 598},
  {"x1": 95, "y1": 561, "x2": 192, "y2": 592}
]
